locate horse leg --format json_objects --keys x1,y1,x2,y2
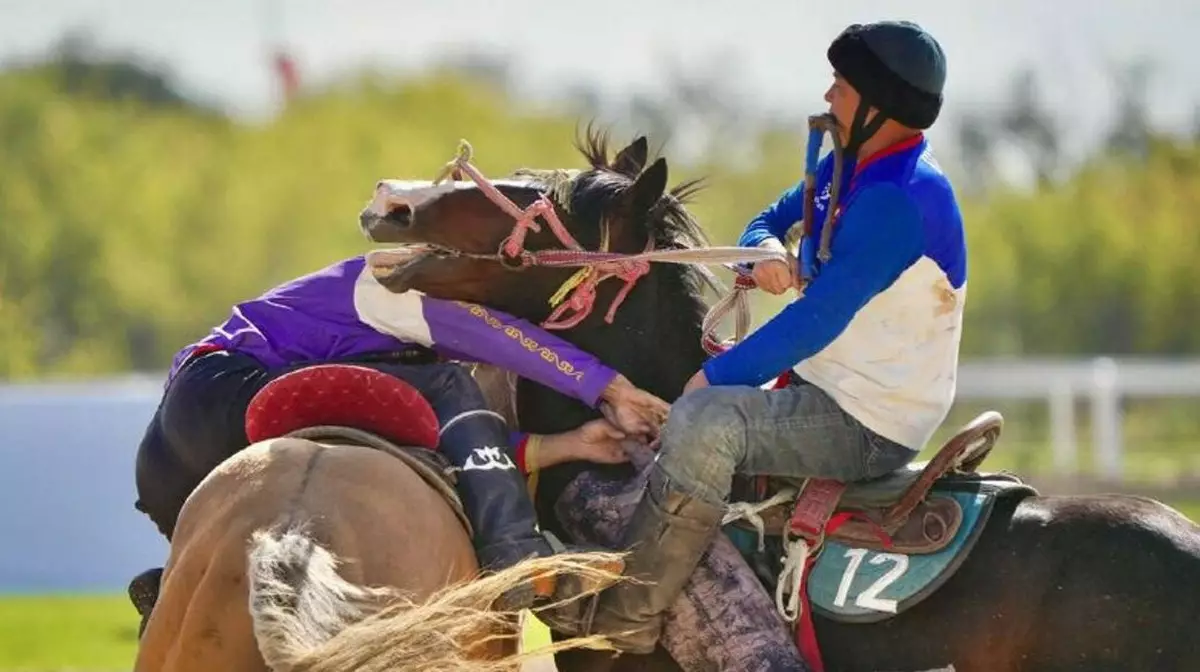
[
  {"x1": 551, "y1": 451, "x2": 805, "y2": 672},
  {"x1": 136, "y1": 532, "x2": 273, "y2": 672},
  {"x1": 134, "y1": 438, "x2": 320, "y2": 672}
]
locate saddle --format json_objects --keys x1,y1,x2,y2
[
  {"x1": 244, "y1": 363, "x2": 471, "y2": 534},
  {"x1": 729, "y1": 411, "x2": 1006, "y2": 555}
]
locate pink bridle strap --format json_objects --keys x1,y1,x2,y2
[
  {"x1": 438, "y1": 140, "x2": 652, "y2": 328},
  {"x1": 436, "y1": 143, "x2": 584, "y2": 262},
  {"x1": 430, "y1": 139, "x2": 788, "y2": 345},
  {"x1": 541, "y1": 237, "x2": 655, "y2": 330}
]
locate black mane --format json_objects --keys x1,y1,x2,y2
[
  {"x1": 512, "y1": 124, "x2": 718, "y2": 300},
  {"x1": 571, "y1": 124, "x2": 710, "y2": 251}
]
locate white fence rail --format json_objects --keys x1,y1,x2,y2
[
  {"x1": 956, "y1": 358, "x2": 1200, "y2": 480},
  {"x1": 3, "y1": 356, "x2": 1199, "y2": 481}
]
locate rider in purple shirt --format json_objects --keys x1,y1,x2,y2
[{"x1": 128, "y1": 254, "x2": 668, "y2": 633}]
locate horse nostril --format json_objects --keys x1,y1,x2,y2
[{"x1": 384, "y1": 204, "x2": 413, "y2": 228}]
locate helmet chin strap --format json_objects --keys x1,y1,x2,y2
[{"x1": 844, "y1": 99, "x2": 888, "y2": 158}]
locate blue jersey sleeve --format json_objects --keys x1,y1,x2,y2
[{"x1": 703, "y1": 183, "x2": 926, "y2": 387}]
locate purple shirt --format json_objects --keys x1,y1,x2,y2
[{"x1": 169, "y1": 256, "x2": 616, "y2": 407}]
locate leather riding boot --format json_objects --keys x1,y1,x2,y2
[
  {"x1": 128, "y1": 566, "x2": 163, "y2": 637},
  {"x1": 440, "y1": 412, "x2": 624, "y2": 629},
  {"x1": 589, "y1": 464, "x2": 726, "y2": 654}
]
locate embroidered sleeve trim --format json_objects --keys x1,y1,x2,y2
[{"x1": 455, "y1": 301, "x2": 586, "y2": 382}]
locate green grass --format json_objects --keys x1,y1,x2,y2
[
  {"x1": 0, "y1": 594, "x2": 137, "y2": 671},
  {"x1": 0, "y1": 594, "x2": 557, "y2": 672}
]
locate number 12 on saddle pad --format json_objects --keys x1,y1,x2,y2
[{"x1": 806, "y1": 488, "x2": 992, "y2": 623}]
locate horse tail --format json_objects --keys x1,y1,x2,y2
[
  {"x1": 246, "y1": 524, "x2": 392, "y2": 671},
  {"x1": 248, "y1": 524, "x2": 626, "y2": 672}
]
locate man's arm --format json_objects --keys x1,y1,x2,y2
[
  {"x1": 703, "y1": 184, "x2": 926, "y2": 387},
  {"x1": 353, "y1": 275, "x2": 617, "y2": 408}
]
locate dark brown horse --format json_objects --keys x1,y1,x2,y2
[{"x1": 361, "y1": 127, "x2": 1200, "y2": 671}]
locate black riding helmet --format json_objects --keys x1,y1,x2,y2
[{"x1": 827, "y1": 20, "x2": 947, "y2": 154}]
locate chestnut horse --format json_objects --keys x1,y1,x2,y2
[
  {"x1": 134, "y1": 366, "x2": 623, "y2": 672},
  {"x1": 360, "y1": 127, "x2": 1200, "y2": 672}
]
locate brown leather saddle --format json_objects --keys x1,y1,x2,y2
[{"x1": 730, "y1": 411, "x2": 1010, "y2": 555}]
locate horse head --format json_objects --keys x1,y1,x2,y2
[{"x1": 357, "y1": 126, "x2": 709, "y2": 333}]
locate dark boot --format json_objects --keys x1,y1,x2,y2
[
  {"x1": 128, "y1": 566, "x2": 163, "y2": 637},
  {"x1": 589, "y1": 464, "x2": 726, "y2": 654},
  {"x1": 440, "y1": 412, "x2": 624, "y2": 629}
]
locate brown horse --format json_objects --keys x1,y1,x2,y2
[
  {"x1": 362, "y1": 127, "x2": 1200, "y2": 672},
  {"x1": 134, "y1": 367, "x2": 624, "y2": 672}
]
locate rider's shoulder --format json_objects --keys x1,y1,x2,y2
[
  {"x1": 907, "y1": 145, "x2": 957, "y2": 199},
  {"x1": 861, "y1": 144, "x2": 960, "y2": 224}
]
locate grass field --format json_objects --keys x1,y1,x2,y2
[
  {"x1": 0, "y1": 594, "x2": 558, "y2": 672},
  {"x1": 0, "y1": 595, "x2": 135, "y2": 671},
  {"x1": 4, "y1": 497, "x2": 1196, "y2": 671}
]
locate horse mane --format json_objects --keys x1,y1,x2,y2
[{"x1": 511, "y1": 123, "x2": 720, "y2": 299}]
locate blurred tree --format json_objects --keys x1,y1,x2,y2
[
  {"x1": 1104, "y1": 59, "x2": 1155, "y2": 159},
  {"x1": 956, "y1": 110, "x2": 997, "y2": 195},
  {"x1": 0, "y1": 41, "x2": 1198, "y2": 380},
  {"x1": 6, "y1": 30, "x2": 221, "y2": 115},
  {"x1": 998, "y1": 70, "x2": 1061, "y2": 186}
]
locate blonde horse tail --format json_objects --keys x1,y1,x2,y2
[
  {"x1": 246, "y1": 524, "x2": 392, "y2": 672},
  {"x1": 249, "y1": 524, "x2": 627, "y2": 672}
]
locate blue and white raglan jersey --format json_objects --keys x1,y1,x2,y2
[{"x1": 704, "y1": 135, "x2": 966, "y2": 450}]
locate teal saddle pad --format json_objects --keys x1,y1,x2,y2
[
  {"x1": 723, "y1": 477, "x2": 1031, "y2": 625},
  {"x1": 808, "y1": 482, "x2": 1013, "y2": 623}
]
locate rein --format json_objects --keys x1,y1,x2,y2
[
  {"x1": 378, "y1": 129, "x2": 843, "y2": 354},
  {"x1": 793, "y1": 114, "x2": 846, "y2": 286}
]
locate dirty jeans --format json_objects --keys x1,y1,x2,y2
[{"x1": 657, "y1": 380, "x2": 917, "y2": 508}]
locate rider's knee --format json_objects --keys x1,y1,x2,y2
[
  {"x1": 660, "y1": 387, "x2": 746, "y2": 468},
  {"x1": 427, "y1": 363, "x2": 489, "y2": 409}
]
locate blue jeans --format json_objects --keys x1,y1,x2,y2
[{"x1": 656, "y1": 380, "x2": 917, "y2": 507}]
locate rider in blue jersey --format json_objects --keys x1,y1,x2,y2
[{"x1": 591, "y1": 20, "x2": 966, "y2": 652}]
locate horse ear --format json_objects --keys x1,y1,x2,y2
[
  {"x1": 612, "y1": 136, "x2": 649, "y2": 177},
  {"x1": 625, "y1": 157, "x2": 669, "y2": 215}
]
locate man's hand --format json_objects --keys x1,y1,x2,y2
[
  {"x1": 752, "y1": 259, "x2": 795, "y2": 295},
  {"x1": 532, "y1": 419, "x2": 632, "y2": 470},
  {"x1": 564, "y1": 418, "x2": 630, "y2": 465},
  {"x1": 752, "y1": 237, "x2": 795, "y2": 296},
  {"x1": 600, "y1": 374, "x2": 669, "y2": 437}
]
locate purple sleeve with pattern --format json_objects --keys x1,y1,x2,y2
[{"x1": 421, "y1": 297, "x2": 616, "y2": 408}]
